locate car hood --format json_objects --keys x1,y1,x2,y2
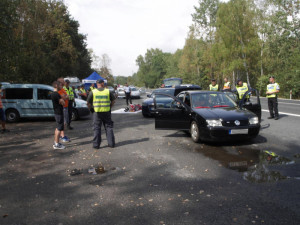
[
  {"x1": 142, "y1": 98, "x2": 153, "y2": 105},
  {"x1": 193, "y1": 107, "x2": 255, "y2": 120}
]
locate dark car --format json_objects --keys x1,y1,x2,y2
[
  {"x1": 153, "y1": 89, "x2": 261, "y2": 142},
  {"x1": 142, "y1": 84, "x2": 202, "y2": 117}
]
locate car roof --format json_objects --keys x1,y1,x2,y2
[
  {"x1": 1, "y1": 84, "x2": 52, "y2": 89},
  {"x1": 181, "y1": 90, "x2": 223, "y2": 94}
]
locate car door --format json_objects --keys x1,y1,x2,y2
[
  {"x1": 154, "y1": 94, "x2": 190, "y2": 130},
  {"x1": 239, "y1": 88, "x2": 261, "y2": 121},
  {"x1": 36, "y1": 88, "x2": 54, "y2": 116}
]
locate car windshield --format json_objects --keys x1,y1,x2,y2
[
  {"x1": 131, "y1": 88, "x2": 137, "y2": 91},
  {"x1": 151, "y1": 89, "x2": 175, "y2": 97},
  {"x1": 191, "y1": 93, "x2": 237, "y2": 108},
  {"x1": 163, "y1": 78, "x2": 182, "y2": 86}
]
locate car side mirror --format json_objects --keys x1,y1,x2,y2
[
  {"x1": 176, "y1": 104, "x2": 184, "y2": 110},
  {"x1": 147, "y1": 94, "x2": 151, "y2": 98}
]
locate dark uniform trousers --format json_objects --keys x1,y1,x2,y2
[
  {"x1": 68, "y1": 100, "x2": 74, "y2": 126},
  {"x1": 268, "y1": 97, "x2": 279, "y2": 118},
  {"x1": 93, "y1": 111, "x2": 115, "y2": 148},
  {"x1": 125, "y1": 93, "x2": 132, "y2": 105}
]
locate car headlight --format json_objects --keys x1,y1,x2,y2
[
  {"x1": 249, "y1": 117, "x2": 259, "y2": 125},
  {"x1": 206, "y1": 119, "x2": 223, "y2": 127}
]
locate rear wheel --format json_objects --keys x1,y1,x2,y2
[
  {"x1": 190, "y1": 121, "x2": 200, "y2": 143},
  {"x1": 6, "y1": 109, "x2": 20, "y2": 123},
  {"x1": 72, "y1": 109, "x2": 79, "y2": 121}
]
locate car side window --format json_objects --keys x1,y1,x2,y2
[
  {"x1": 184, "y1": 94, "x2": 191, "y2": 106},
  {"x1": 5, "y1": 88, "x2": 33, "y2": 99},
  {"x1": 38, "y1": 89, "x2": 52, "y2": 100}
]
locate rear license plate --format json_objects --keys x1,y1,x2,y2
[{"x1": 229, "y1": 129, "x2": 248, "y2": 135}]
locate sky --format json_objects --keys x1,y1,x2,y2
[{"x1": 64, "y1": 0, "x2": 198, "y2": 77}]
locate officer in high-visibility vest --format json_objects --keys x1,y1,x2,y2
[
  {"x1": 87, "y1": 79, "x2": 116, "y2": 149},
  {"x1": 79, "y1": 85, "x2": 87, "y2": 100},
  {"x1": 223, "y1": 77, "x2": 231, "y2": 90},
  {"x1": 63, "y1": 80, "x2": 75, "y2": 130},
  {"x1": 236, "y1": 79, "x2": 250, "y2": 102},
  {"x1": 266, "y1": 76, "x2": 280, "y2": 120},
  {"x1": 209, "y1": 79, "x2": 219, "y2": 91},
  {"x1": 88, "y1": 83, "x2": 96, "y2": 95}
]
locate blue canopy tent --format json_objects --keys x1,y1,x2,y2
[{"x1": 82, "y1": 72, "x2": 106, "y2": 90}]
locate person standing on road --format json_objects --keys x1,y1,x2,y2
[
  {"x1": 209, "y1": 79, "x2": 219, "y2": 91},
  {"x1": 223, "y1": 77, "x2": 231, "y2": 91},
  {"x1": 79, "y1": 85, "x2": 87, "y2": 100},
  {"x1": 236, "y1": 79, "x2": 250, "y2": 103},
  {"x1": 63, "y1": 80, "x2": 75, "y2": 130},
  {"x1": 124, "y1": 83, "x2": 132, "y2": 105},
  {"x1": 87, "y1": 79, "x2": 116, "y2": 149},
  {"x1": 266, "y1": 76, "x2": 280, "y2": 120},
  {"x1": 51, "y1": 81, "x2": 67, "y2": 149},
  {"x1": 0, "y1": 87, "x2": 9, "y2": 133},
  {"x1": 57, "y1": 78, "x2": 71, "y2": 142}
]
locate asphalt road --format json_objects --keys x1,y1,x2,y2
[{"x1": 0, "y1": 95, "x2": 299, "y2": 225}]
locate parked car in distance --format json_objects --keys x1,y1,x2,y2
[
  {"x1": 130, "y1": 87, "x2": 141, "y2": 99},
  {"x1": 142, "y1": 84, "x2": 202, "y2": 117},
  {"x1": 117, "y1": 88, "x2": 125, "y2": 98},
  {"x1": 1, "y1": 84, "x2": 90, "y2": 122},
  {"x1": 153, "y1": 89, "x2": 261, "y2": 142}
]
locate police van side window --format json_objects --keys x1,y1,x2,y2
[
  {"x1": 38, "y1": 89, "x2": 52, "y2": 100},
  {"x1": 5, "y1": 88, "x2": 33, "y2": 99}
]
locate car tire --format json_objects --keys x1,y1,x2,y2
[
  {"x1": 190, "y1": 121, "x2": 200, "y2": 143},
  {"x1": 72, "y1": 109, "x2": 79, "y2": 121},
  {"x1": 6, "y1": 109, "x2": 20, "y2": 123}
]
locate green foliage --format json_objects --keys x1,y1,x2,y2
[
  {"x1": 0, "y1": 0, "x2": 92, "y2": 84},
  {"x1": 132, "y1": 0, "x2": 299, "y2": 97}
]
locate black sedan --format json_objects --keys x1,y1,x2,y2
[
  {"x1": 153, "y1": 90, "x2": 261, "y2": 142},
  {"x1": 142, "y1": 84, "x2": 201, "y2": 117}
]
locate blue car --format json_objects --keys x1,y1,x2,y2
[{"x1": 142, "y1": 84, "x2": 201, "y2": 117}]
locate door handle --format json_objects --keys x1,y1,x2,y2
[{"x1": 38, "y1": 103, "x2": 43, "y2": 105}]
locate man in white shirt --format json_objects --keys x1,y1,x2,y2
[{"x1": 123, "y1": 83, "x2": 132, "y2": 105}]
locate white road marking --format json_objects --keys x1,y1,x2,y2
[{"x1": 262, "y1": 109, "x2": 300, "y2": 117}]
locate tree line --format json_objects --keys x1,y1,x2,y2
[
  {"x1": 131, "y1": 0, "x2": 299, "y2": 98},
  {"x1": 0, "y1": 0, "x2": 93, "y2": 85}
]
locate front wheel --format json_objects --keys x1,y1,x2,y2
[
  {"x1": 190, "y1": 121, "x2": 200, "y2": 143},
  {"x1": 6, "y1": 109, "x2": 20, "y2": 123}
]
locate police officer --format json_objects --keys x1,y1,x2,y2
[
  {"x1": 223, "y1": 77, "x2": 231, "y2": 90},
  {"x1": 124, "y1": 83, "x2": 132, "y2": 105},
  {"x1": 79, "y1": 84, "x2": 87, "y2": 100},
  {"x1": 266, "y1": 76, "x2": 280, "y2": 120},
  {"x1": 209, "y1": 79, "x2": 219, "y2": 91},
  {"x1": 63, "y1": 80, "x2": 75, "y2": 130},
  {"x1": 236, "y1": 79, "x2": 250, "y2": 102},
  {"x1": 87, "y1": 79, "x2": 116, "y2": 149}
]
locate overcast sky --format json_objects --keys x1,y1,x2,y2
[{"x1": 64, "y1": 0, "x2": 198, "y2": 77}]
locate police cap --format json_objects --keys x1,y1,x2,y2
[{"x1": 96, "y1": 79, "x2": 104, "y2": 83}]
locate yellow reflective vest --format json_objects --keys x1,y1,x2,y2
[
  {"x1": 223, "y1": 82, "x2": 231, "y2": 90},
  {"x1": 63, "y1": 86, "x2": 74, "y2": 100},
  {"x1": 92, "y1": 89, "x2": 111, "y2": 112},
  {"x1": 236, "y1": 83, "x2": 249, "y2": 100},
  {"x1": 267, "y1": 83, "x2": 279, "y2": 98},
  {"x1": 209, "y1": 84, "x2": 219, "y2": 91}
]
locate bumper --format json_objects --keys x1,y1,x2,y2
[
  {"x1": 199, "y1": 125, "x2": 260, "y2": 142},
  {"x1": 77, "y1": 107, "x2": 91, "y2": 118},
  {"x1": 142, "y1": 105, "x2": 155, "y2": 117}
]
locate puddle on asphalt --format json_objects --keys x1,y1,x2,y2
[{"x1": 194, "y1": 146, "x2": 295, "y2": 183}]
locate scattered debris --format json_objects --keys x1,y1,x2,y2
[{"x1": 70, "y1": 169, "x2": 82, "y2": 176}]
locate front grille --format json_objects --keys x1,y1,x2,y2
[{"x1": 222, "y1": 120, "x2": 248, "y2": 127}]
